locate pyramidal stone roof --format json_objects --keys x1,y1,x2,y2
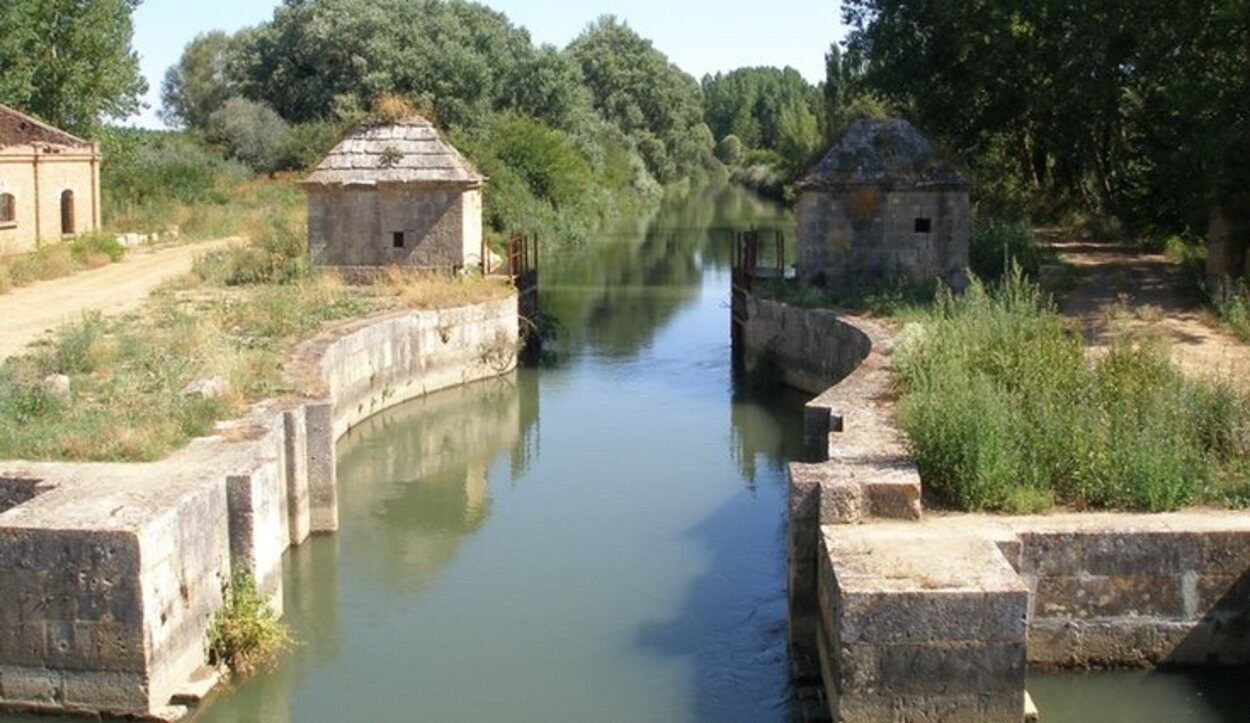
[
  {"x1": 796, "y1": 118, "x2": 969, "y2": 192},
  {"x1": 305, "y1": 116, "x2": 484, "y2": 187},
  {"x1": 0, "y1": 104, "x2": 95, "y2": 150}
]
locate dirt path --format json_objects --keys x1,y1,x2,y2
[
  {"x1": 1051, "y1": 240, "x2": 1250, "y2": 384},
  {"x1": 0, "y1": 238, "x2": 237, "y2": 360}
]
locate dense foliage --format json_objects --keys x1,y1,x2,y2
[
  {"x1": 0, "y1": 0, "x2": 147, "y2": 134},
  {"x1": 843, "y1": 0, "x2": 1250, "y2": 237},
  {"x1": 702, "y1": 67, "x2": 824, "y2": 178},
  {"x1": 896, "y1": 271, "x2": 1250, "y2": 513},
  {"x1": 154, "y1": 2, "x2": 724, "y2": 244}
]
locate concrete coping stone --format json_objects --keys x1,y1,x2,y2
[{"x1": 823, "y1": 523, "x2": 1028, "y2": 594}]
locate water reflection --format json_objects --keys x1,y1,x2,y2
[
  {"x1": 334, "y1": 372, "x2": 540, "y2": 593},
  {"x1": 542, "y1": 182, "x2": 794, "y2": 363}
]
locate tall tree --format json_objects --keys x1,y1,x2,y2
[
  {"x1": 568, "y1": 16, "x2": 713, "y2": 183},
  {"x1": 160, "y1": 31, "x2": 242, "y2": 130},
  {"x1": 0, "y1": 0, "x2": 147, "y2": 134}
]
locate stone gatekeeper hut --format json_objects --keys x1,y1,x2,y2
[
  {"x1": 794, "y1": 118, "x2": 971, "y2": 290},
  {"x1": 304, "y1": 116, "x2": 485, "y2": 273}
]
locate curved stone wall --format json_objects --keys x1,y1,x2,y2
[{"x1": 0, "y1": 295, "x2": 518, "y2": 720}]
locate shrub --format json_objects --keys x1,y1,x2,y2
[
  {"x1": 969, "y1": 216, "x2": 1045, "y2": 281},
  {"x1": 70, "y1": 233, "x2": 126, "y2": 264},
  {"x1": 193, "y1": 215, "x2": 308, "y2": 286},
  {"x1": 895, "y1": 268, "x2": 1250, "y2": 512},
  {"x1": 207, "y1": 573, "x2": 291, "y2": 678},
  {"x1": 207, "y1": 98, "x2": 293, "y2": 175},
  {"x1": 1212, "y1": 279, "x2": 1250, "y2": 343},
  {"x1": 715, "y1": 135, "x2": 745, "y2": 166}
]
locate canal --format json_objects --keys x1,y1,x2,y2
[{"x1": 3, "y1": 184, "x2": 1242, "y2": 722}]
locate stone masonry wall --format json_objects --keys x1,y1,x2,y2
[
  {"x1": 740, "y1": 296, "x2": 871, "y2": 397},
  {"x1": 795, "y1": 188, "x2": 970, "y2": 290},
  {"x1": 766, "y1": 300, "x2": 1250, "y2": 722},
  {"x1": 307, "y1": 183, "x2": 478, "y2": 271},
  {"x1": 0, "y1": 295, "x2": 518, "y2": 720}
]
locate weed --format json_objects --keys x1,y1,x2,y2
[
  {"x1": 207, "y1": 573, "x2": 291, "y2": 678},
  {"x1": 895, "y1": 267, "x2": 1250, "y2": 513}
]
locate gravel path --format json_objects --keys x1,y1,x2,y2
[
  {"x1": 0, "y1": 238, "x2": 237, "y2": 360},
  {"x1": 1052, "y1": 240, "x2": 1250, "y2": 385}
]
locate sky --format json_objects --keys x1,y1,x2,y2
[{"x1": 129, "y1": 0, "x2": 847, "y2": 128}]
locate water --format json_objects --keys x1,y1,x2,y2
[
  {"x1": 192, "y1": 184, "x2": 809, "y2": 723},
  {"x1": 3, "y1": 184, "x2": 1244, "y2": 722}
]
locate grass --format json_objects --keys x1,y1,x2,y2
[
  {"x1": 0, "y1": 213, "x2": 513, "y2": 463},
  {"x1": 1212, "y1": 279, "x2": 1250, "y2": 343},
  {"x1": 894, "y1": 268, "x2": 1250, "y2": 513},
  {"x1": 207, "y1": 573, "x2": 291, "y2": 678},
  {"x1": 0, "y1": 233, "x2": 127, "y2": 295},
  {"x1": 107, "y1": 174, "x2": 305, "y2": 244}
]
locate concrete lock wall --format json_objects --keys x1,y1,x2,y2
[
  {"x1": 307, "y1": 183, "x2": 479, "y2": 271},
  {"x1": 795, "y1": 188, "x2": 970, "y2": 289},
  {"x1": 740, "y1": 296, "x2": 872, "y2": 398},
  {"x1": 0, "y1": 295, "x2": 518, "y2": 719},
  {"x1": 752, "y1": 297, "x2": 1250, "y2": 722}
]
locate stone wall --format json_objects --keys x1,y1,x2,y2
[
  {"x1": 795, "y1": 188, "x2": 970, "y2": 290},
  {"x1": 0, "y1": 295, "x2": 518, "y2": 719},
  {"x1": 769, "y1": 302, "x2": 1250, "y2": 722},
  {"x1": 740, "y1": 296, "x2": 872, "y2": 398},
  {"x1": 306, "y1": 182, "x2": 481, "y2": 271}
]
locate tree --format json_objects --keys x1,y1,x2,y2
[
  {"x1": 160, "y1": 31, "x2": 242, "y2": 130},
  {"x1": 233, "y1": 0, "x2": 535, "y2": 128},
  {"x1": 207, "y1": 97, "x2": 292, "y2": 174},
  {"x1": 0, "y1": 0, "x2": 147, "y2": 134},
  {"x1": 568, "y1": 16, "x2": 712, "y2": 183},
  {"x1": 842, "y1": 0, "x2": 1249, "y2": 233}
]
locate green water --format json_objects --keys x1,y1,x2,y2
[{"x1": 4, "y1": 184, "x2": 1245, "y2": 722}]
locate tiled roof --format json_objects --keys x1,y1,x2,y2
[
  {"x1": 0, "y1": 104, "x2": 93, "y2": 149},
  {"x1": 305, "y1": 117, "x2": 483, "y2": 187},
  {"x1": 797, "y1": 119, "x2": 970, "y2": 192}
]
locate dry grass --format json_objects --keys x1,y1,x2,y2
[
  {"x1": 0, "y1": 234, "x2": 128, "y2": 296},
  {"x1": 376, "y1": 266, "x2": 514, "y2": 310}
]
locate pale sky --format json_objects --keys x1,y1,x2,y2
[{"x1": 129, "y1": 0, "x2": 847, "y2": 128}]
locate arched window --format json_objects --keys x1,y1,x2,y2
[
  {"x1": 0, "y1": 193, "x2": 14, "y2": 227},
  {"x1": 60, "y1": 190, "x2": 75, "y2": 235}
]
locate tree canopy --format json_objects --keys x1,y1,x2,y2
[
  {"x1": 0, "y1": 0, "x2": 147, "y2": 134},
  {"x1": 843, "y1": 0, "x2": 1250, "y2": 233},
  {"x1": 568, "y1": 17, "x2": 714, "y2": 183}
]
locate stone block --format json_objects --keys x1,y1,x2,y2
[
  {"x1": 819, "y1": 480, "x2": 864, "y2": 525},
  {"x1": 61, "y1": 670, "x2": 147, "y2": 712},
  {"x1": 865, "y1": 478, "x2": 922, "y2": 520},
  {"x1": 283, "y1": 407, "x2": 311, "y2": 545},
  {"x1": 305, "y1": 401, "x2": 339, "y2": 533},
  {"x1": 0, "y1": 666, "x2": 60, "y2": 705},
  {"x1": 1033, "y1": 574, "x2": 1185, "y2": 619},
  {"x1": 819, "y1": 526, "x2": 1027, "y2": 723}
]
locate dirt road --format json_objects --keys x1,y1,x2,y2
[
  {"x1": 0, "y1": 238, "x2": 237, "y2": 360},
  {"x1": 1052, "y1": 240, "x2": 1250, "y2": 385}
]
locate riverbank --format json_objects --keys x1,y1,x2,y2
[
  {"x1": 0, "y1": 289, "x2": 519, "y2": 719},
  {"x1": 739, "y1": 289, "x2": 1250, "y2": 722}
]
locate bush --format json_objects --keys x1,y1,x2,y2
[
  {"x1": 207, "y1": 97, "x2": 292, "y2": 174},
  {"x1": 896, "y1": 268, "x2": 1250, "y2": 512},
  {"x1": 193, "y1": 215, "x2": 308, "y2": 286},
  {"x1": 207, "y1": 573, "x2": 291, "y2": 678},
  {"x1": 969, "y1": 216, "x2": 1045, "y2": 281},
  {"x1": 715, "y1": 135, "x2": 745, "y2": 165},
  {"x1": 1213, "y1": 279, "x2": 1250, "y2": 343},
  {"x1": 70, "y1": 233, "x2": 126, "y2": 264}
]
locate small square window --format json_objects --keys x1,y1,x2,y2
[
  {"x1": 392, "y1": 232, "x2": 405, "y2": 248},
  {"x1": 914, "y1": 218, "x2": 932, "y2": 234}
]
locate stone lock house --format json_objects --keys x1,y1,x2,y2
[
  {"x1": 304, "y1": 116, "x2": 486, "y2": 273},
  {"x1": 794, "y1": 118, "x2": 971, "y2": 290},
  {"x1": 0, "y1": 104, "x2": 102, "y2": 256}
]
